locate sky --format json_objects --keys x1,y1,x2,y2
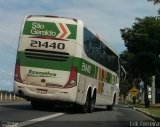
[{"x1": 0, "y1": 0, "x2": 159, "y2": 91}]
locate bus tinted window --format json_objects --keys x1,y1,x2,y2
[{"x1": 84, "y1": 27, "x2": 119, "y2": 72}]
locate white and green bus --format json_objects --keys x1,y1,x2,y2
[{"x1": 14, "y1": 15, "x2": 120, "y2": 113}]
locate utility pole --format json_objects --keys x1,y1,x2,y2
[{"x1": 151, "y1": 75, "x2": 155, "y2": 104}]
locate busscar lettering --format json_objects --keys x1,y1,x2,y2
[{"x1": 27, "y1": 70, "x2": 56, "y2": 77}]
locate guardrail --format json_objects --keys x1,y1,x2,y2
[{"x1": 0, "y1": 93, "x2": 23, "y2": 101}]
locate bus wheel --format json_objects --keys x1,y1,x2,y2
[
  {"x1": 88, "y1": 92, "x2": 96, "y2": 113},
  {"x1": 106, "y1": 104, "x2": 113, "y2": 110},
  {"x1": 31, "y1": 100, "x2": 45, "y2": 109},
  {"x1": 31, "y1": 100, "x2": 39, "y2": 109},
  {"x1": 81, "y1": 92, "x2": 90, "y2": 113},
  {"x1": 106, "y1": 94, "x2": 116, "y2": 110}
]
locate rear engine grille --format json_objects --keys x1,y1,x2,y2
[{"x1": 24, "y1": 49, "x2": 69, "y2": 61}]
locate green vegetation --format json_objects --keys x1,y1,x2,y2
[
  {"x1": 148, "y1": 0, "x2": 160, "y2": 14},
  {"x1": 120, "y1": 17, "x2": 160, "y2": 108},
  {"x1": 128, "y1": 101, "x2": 145, "y2": 108},
  {"x1": 123, "y1": 101, "x2": 160, "y2": 117},
  {"x1": 139, "y1": 107, "x2": 160, "y2": 117},
  {"x1": 148, "y1": 0, "x2": 160, "y2": 5},
  {"x1": 119, "y1": 0, "x2": 160, "y2": 108}
]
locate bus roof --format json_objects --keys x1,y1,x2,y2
[{"x1": 26, "y1": 15, "x2": 78, "y2": 23}]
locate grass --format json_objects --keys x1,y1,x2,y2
[
  {"x1": 127, "y1": 101, "x2": 145, "y2": 108},
  {"x1": 139, "y1": 107, "x2": 160, "y2": 117},
  {"x1": 122, "y1": 100, "x2": 160, "y2": 117}
]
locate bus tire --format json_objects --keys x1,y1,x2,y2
[
  {"x1": 31, "y1": 100, "x2": 39, "y2": 109},
  {"x1": 88, "y1": 91, "x2": 96, "y2": 113},
  {"x1": 106, "y1": 94, "x2": 116, "y2": 111},
  {"x1": 106, "y1": 104, "x2": 113, "y2": 110},
  {"x1": 81, "y1": 92, "x2": 90, "y2": 113}
]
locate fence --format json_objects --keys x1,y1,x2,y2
[{"x1": 0, "y1": 92, "x2": 23, "y2": 101}]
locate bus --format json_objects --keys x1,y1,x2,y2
[{"x1": 14, "y1": 15, "x2": 120, "y2": 113}]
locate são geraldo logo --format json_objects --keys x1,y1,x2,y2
[
  {"x1": 23, "y1": 20, "x2": 77, "y2": 39},
  {"x1": 31, "y1": 22, "x2": 57, "y2": 37}
]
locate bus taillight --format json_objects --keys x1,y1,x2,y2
[
  {"x1": 15, "y1": 63, "x2": 23, "y2": 83},
  {"x1": 63, "y1": 66, "x2": 77, "y2": 88}
]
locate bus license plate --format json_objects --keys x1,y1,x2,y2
[{"x1": 36, "y1": 89, "x2": 48, "y2": 94}]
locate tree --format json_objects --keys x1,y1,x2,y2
[
  {"x1": 148, "y1": 0, "x2": 160, "y2": 4},
  {"x1": 120, "y1": 16, "x2": 160, "y2": 107},
  {"x1": 119, "y1": 50, "x2": 136, "y2": 100},
  {"x1": 148, "y1": 0, "x2": 160, "y2": 14}
]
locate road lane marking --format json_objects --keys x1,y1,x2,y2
[{"x1": 18, "y1": 113, "x2": 64, "y2": 127}]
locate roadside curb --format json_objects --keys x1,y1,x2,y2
[
  {"x1": 128, "y1": 104, "x2": 160, "y2": 122},
  {"x1": 135, "y1": 108, "x2": 160, "y2": 122}
]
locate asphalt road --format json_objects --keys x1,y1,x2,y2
[{"x1": 0, "y1": 101, "x2": 156, "y2": 127}]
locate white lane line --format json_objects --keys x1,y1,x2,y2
[{"x1": 18, "y1": 113, "x2": 64, "y2": 127}]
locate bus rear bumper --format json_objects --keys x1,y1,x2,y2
[{"x1": 14, "y1": 81, "x2": 77, "y2": 103}]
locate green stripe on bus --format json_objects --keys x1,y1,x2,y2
[
  {"x1": 17, "y1": 51, "x2": 115, "y2": 84},
  {"x1": 66, "y1": 24, "x2": 77, "y2": 39},
  {"x1": 17, "y1": 51, "x2": 73, "y2": 71}
]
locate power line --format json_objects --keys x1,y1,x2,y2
[
  {"x1": 0, "y1": 43, "x2": 17, "y2": 55},
  {"x1": 0, "y1": 60, "x2": 15, "y2": 67},
  {"x1": 0, "y1": 42, "x2": 17, "y2": 52},
  {"x1": 0, "y1": 40, "x2": 17, "y2": 68},
  {"x1": 0, "y1": 48, "x2": 16, "y2": 56},
  {"x1": 0, "y1": 57, "x2": 16, "y2": 65},
  {"x1": 0, "y1": 53, "x2": 16, "y2": 63},
  {"x1": 0, "y1": 57, "x2": 16, "y2": 64},
  {"x1": 0, "y1": 55, "x2": 16, "y2": 64},
  {"x1": 0, "y1": 40, "x2": 17, "y2": 51}
]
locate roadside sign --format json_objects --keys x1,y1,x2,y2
[{"x1": 130, "y1": 86, "x2": 139, "y2": 96}]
